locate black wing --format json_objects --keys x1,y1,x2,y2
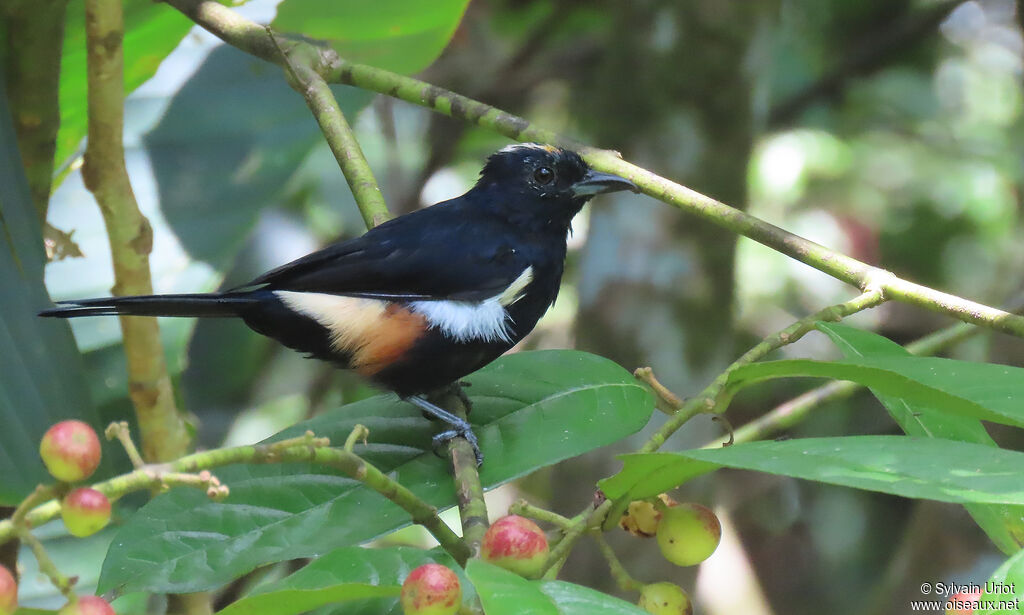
[{"x1": 241, "y1": 200, "x2": 530, "y2": 303}]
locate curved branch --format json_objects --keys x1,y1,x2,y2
[
  {"x1": 0, "y1": 435, "x2": 469, "y2": 563},
  {"x1": 159, "y1": 0, "x2": 1024, "y2": 340},
  {"x1": 271, "y1": 33, "x2": 392, "y2": 228}
]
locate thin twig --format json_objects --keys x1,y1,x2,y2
[
  {"x1": 509, "y1": 500, "x2": 573, "y2": 530},
  {"x1": 591, "y1": 532, "x2": 644, "y2": 592},
  {"x1": 705, "y1": 303, "x2": 1010, "y2": 448},
  {"x1": 105, "y1": 421, "x2": 145, "y2": 469},
  {"x1": 269, "y1": 29, "x2": 391, "y2": 228},
  {"x1": 17, "y1": 528, "x2": 74, "y2": 598},
  {"x1": 639, "y1": 289, "x2": 885, "y2": 453},
  {"x1": 0, "y1": 441, "x2": 469, "y2": 562},
  {"x1": 344, "y1": 425, "x2": 369, "y2": 453}
]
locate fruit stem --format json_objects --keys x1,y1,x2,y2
[
  {"x1": 508, "y1": 500, "x2": 573, "y2": 530},
  {"x1": 11, "y1": 484, "x2": 58, "y2": 527},
  {"x1": 104, "y1": 421, "x2": 146, "y2": 469},
  {"x1": 591, "y1": 532, "x2": 644, "y2": 592},
  {"x1": 343, "y1": 424, "x2": 369, "y2": 452},
  {"x1": 16, "y1": 527, "x2": 74, "y2": 598}
]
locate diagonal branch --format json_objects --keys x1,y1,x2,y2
[
  {"x1": 84, "y1": 0, "x2": 190, "y2": 461},
  {"x1": 159, "y1": 0, "x2": 1024, "y2": 340},
  {"x1": 270, "y1": 32, "x2": 392, "y2": 228}
]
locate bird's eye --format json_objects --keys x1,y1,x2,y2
[{"x1": 533, "y1": 166, "x2": 555, "y2": 185}]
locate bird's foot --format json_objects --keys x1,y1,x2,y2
[
  {"x1": 406, "y1": 394, "x2": 484, "y2": 465},
  {"x1": 432, "y1": 422, "x2": 483, "y2": 466}
]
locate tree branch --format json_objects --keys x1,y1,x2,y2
[
  {"x1": 429, "y1": 387, "x2": 487, "y2": 560},
  {"x1": 158, "y1": 0, "x2": 1024, "y2": 340},
  {"x1": 706, "y1": 305, "x2": 1009, "y2": 448},
  {"x1": 0, "y1": 433, "x2": 470, "y2": 563},
  {"x1": 83, "y1": 0, "x2": 190, "y2": 462},
  {"x1": 639, "y1": 289, "x2": 885, "y2": 453},
  {"x1": 270, "y1": 32, "x2": 392, "y2": 228}
]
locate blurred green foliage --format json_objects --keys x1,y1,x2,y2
[{"x1": 4, "y1": 0, "x2": 1023, "y2": 612}]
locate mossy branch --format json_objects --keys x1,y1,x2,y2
[{"x1": 84, "y1": 0, "x2": 190, "y2": 462}]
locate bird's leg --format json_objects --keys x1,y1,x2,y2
[{"x1": 405, "y1": 394, "x2": 483, "y2": 465}]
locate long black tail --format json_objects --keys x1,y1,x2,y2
[{"x1": 39, "y1": 292, "x2": 260, "y2": 319}]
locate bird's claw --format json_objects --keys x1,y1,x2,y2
[{"x1": 432, "y1": 422, "x2": 484, "y2": 466}]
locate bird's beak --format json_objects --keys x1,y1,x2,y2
[{"x1": 570, "y1": 170, "x2": 639, "y2": 197}]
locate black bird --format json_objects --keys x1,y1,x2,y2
[{"x1": 40, "y1": 144, "x2": 637, "y2": 463}]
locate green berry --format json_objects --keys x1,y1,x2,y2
[
  {"x1": 40, "y1": 420, "x2": 101, "y2": 483},
  {"x1": 481, "y1": 515, "x2": 549, "y2": 579},
  {"x1": 400, "y1": 564, "x2": 461, "y2": 615},
  {"x1": 655, "y1": 503, "x2": 721, "y2": 567},
  {"x1": 0, "y1": 565, "x2": 17, "y2": 615},
  {"x1": 62, "y1": 488, "x2": 111, "y2": 537},
  {"x1": 638, "y1": 582, "x2": 692, "y2": 615},
  {"x1": 58, "y1": 595, "x2": 115, "y2": 615}
]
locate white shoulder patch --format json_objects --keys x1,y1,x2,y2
[{"x1": 412, "y1": 266, "x2": 534, "y2": 344}]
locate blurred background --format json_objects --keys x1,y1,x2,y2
[{"x1": 24, "y1": 0, "x2": 1024, "y2": 613}]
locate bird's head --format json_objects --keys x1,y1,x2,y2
[{"x1": 472, "y1": 144, "x2": 638, "y2": 230}]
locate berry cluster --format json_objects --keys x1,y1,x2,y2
[{"x1": 7, "y1": 420, "x2": 118, "y2": 614}]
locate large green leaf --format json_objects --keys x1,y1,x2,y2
[
  {"x1": 217, "y1": 547, "x2": 467, "y2": 615},
  {"x1": 144, "y1": 45, "x2": 373, "y2": 269},
  {"x1": 0, "y1": 78, "x2": 110, "y2": 503},
  {"x1": 600, "y1": 436, "x2": 1024, "y2": 507},
  {"x1": 977, "y1": 548, "x2": 1024, "y2": 615},
  {"x1": 98, "y1": 350, "x2": 653, "y2": 595},
  {"x1": 272, "y1": 0, "x2": 470, "y2": 75},
  {"x1": 57, "y1": 0, "x2": 193, "y2": 172},
  {"x1": 817, "y1": 322, "x2": 1024, "y2": 553},
  {"x1": 724, "y1": 356, "x2": 1024, "y2": 428},
  {"x1": 465, "y1": 560, "x2": 649, "y2": 615}
]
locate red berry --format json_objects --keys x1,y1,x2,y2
[
  {"x1": 58, "y1": 595, "x2": 115, "y2": 615},
  {"x1": 40, "y1": 420, "x2": 101, "y2": 483},
  {"x1": 638, "y1": 582, "x2": 692, "y2": 615},
  {"x1": 655, "y1": 503, "x2": 721, "y2": 567},
  {"x1": 400, "y1": 563, "x2": 461, "y2": 615},
  {"x1": 62, "y1": 488, "x2": 112, "y2": 537},
  {"x1": 0, "y1": 565, "x2": 17, "y2": 615},
  {"x1": 946, "y1": 590, "x2": 981, "y2": 615},
  {"x1": 480, "y1": 515, "x2": 549, "y2": 579}
]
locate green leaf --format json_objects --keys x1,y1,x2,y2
[
  {"x1": 57, "y1": 0, "x2": 193, "y2": 172},
  {"x1": 977, "y1": 548, "x2": 1024, "y2": 615},
  {"x1": 465, "y1": 560, "x2": 649, "y2": 615},
  {"x1": 99, "y1": 350, "x2": 653, "y2": 594},
  {"x1": 144, "y1": 46, "x2": 373, "y2": 269},
  {"x1": 466, "y1": 559, "x2": 557, "y2": 615},
  {"x1": 217, "y1": 547, "x2": 465, "y2": 615},
  {"x1": 0, "y1": 87, "x2": 110, "y2": 503},
  {"x1": 600, "y1": 436, "x2": 1024, "y2": 506},
  {"x1": 536, "y1": 581, "x2": 651, "y2": 615},
  {"x1": 217, "y1": 547, "x2": 467, "y2": 615},
  {"x1": 725, "y1": 356, "x2": 1024, "y2": 428},
  {"x1": 272, "y1": 0, "x2": 470, "y2": 75},
  {"x1": 817, "y1": 322, "x2": 1024, "y2": 554}
]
